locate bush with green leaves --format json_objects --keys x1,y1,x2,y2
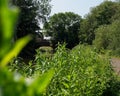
[
  {"x1": 93, "y1": 19, "x2": 120, "y2": 56},
  {"x1": 34, "y1": 44, "x2": 120, "y2": 96}
]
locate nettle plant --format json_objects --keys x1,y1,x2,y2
[
  {"x1": 34, "y1": 44, "x2": 119, "y2": 96},
  {"x1": 0, "y1": 0, "x2": 54, "y2": 96}
]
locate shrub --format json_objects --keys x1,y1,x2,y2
[
  {"x1": 93, "y1": 20, "x2": 120, "y2": 56},
  {"x1": 34, "y1": 44, "x2": 119, "y2": 96}
]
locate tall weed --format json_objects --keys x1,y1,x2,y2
[{"x1": 34, "y1": 44, "x2": 119, "y2": 96}]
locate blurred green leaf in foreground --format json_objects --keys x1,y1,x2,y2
[{"x1": 0, "y1": 0, "x2": 54, "y2": 95}]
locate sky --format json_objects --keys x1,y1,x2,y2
[{"x1": 50, "y1": 0, "x2": 114, "y2": 17}]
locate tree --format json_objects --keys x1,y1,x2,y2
[
  {"x1": 93, "y1": 19, "x2": 120, "y2": 55},
  {"x1": 11, "y1": 0, "x2": 51, "y2": 59},
  {"x1": 111, "y1": 1, "x2": 120, "y2": 22},
  {"x1": 108, "y1": 20, "x2": 120, "y2": 55},
  {"x1": 79, "y1": 17, "x2": 96, "y2": 44},
  {"x1": 93, "y1": 25, "x2": 110, "y2": 50},
  {"x1": 79, "y1": 1, "x2": 119, "y2": 45},
  {"x1": 44, "y1": 12, "x2": 82, "y2": 49}
]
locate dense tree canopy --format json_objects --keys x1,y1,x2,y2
[
  {"x1": 44, "y1": 12, "x2": 82, "y2": 49},
  {"x1": 11, "y1": 0, "x2": 51, "y2": 58},
  {"x1": 93, "y1": 1, "x2": 120, "y2": 55},
  {"x1": 11, "y1": 0, "x2": 39, "y2": 38},
  {"x1": 10, "y1": 0, "x2": 120, "y2": 57},
  {"x1": 79, "y1": 1, "x2": 119, "y2": 45},
  {"x1": 93, "y1": 19, "x2": 120, "y2": 55}
]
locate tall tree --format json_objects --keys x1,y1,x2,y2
[
  {"x1": 92, "y1": 1, "x2": 120, "y2": 54},
  {"x1": 79, "y1": 1, "x2": 119, "y2": 45},
  {"x1": 44, "y1": 12, "x2": 82, "y2": 49},
  {"x1": 93, "y1": 19, "x2": 120, "y2": 55},
  {"x1": 11, "y1": 0, "x2": 51, "y2": 59}
]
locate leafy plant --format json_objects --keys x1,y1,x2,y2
[
  {"x1": 93, "y1": 19, "x2": 120, "y2": 56},
  {"x1": 0, "y1": 0, "x2": 54, "y2": 95},
  {"x1": 34, "y1": 44, "x2": 120, "y2": 96}
]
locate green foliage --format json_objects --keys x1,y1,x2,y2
[
  {"x1": 79, "y1": 18, "x2": 95, "y2": 44},
  {"x1": 1, "y1": 0, "x2": 120, "y2": 95},
  {"x1": 93, "y1": 20, "x2": 120, "y2": 56},
  {"x1": 34, "y1": 44, "x2": 119, "y2": 96},
  {"x1": 44, "y1": 12, "x2": 81, "y2": 49},
  {"x1": 36, "y1": 0, "x2": 52, "y2": 23},
  {"x1": 0, "y1": 0, "x2": 30, "y2": 66},
  {"x1": 0, "y1": 68, "x2": 54, "y2": 96},
  {"x1": 102, "y1": 76, "x2": 120, "y2": 96},
  {"x1": 79, "y1": 1, "x2": 120, "y2": 45},
  {"x1": 0, "y1": 0, "x2": 54, "y2": 95},
  {"x1": 90, "y1": 1, "x2": 118, "y2": 25},
  {"x1": 90, "y1": 1, "x2": 120, "y2": 56},
  {"x1": 93, "y1": 25, "x2": 110, "y2": 50},
  {"x1": 9, "y1": 57, "x2": 34, "y2": 76},
  {"x1": 11, "y1": 0, "x2": 52, "y2": 58},
  {"x1": 0, "y1": 0, "x2": 19, "y2": 61},
  {"x1": 39, "y1": 46, "x2": 53, "y2": 57}
]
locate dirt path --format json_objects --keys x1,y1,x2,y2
[{"x1": 111, "y1": 58, "x2": 120, "y2": 75}]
